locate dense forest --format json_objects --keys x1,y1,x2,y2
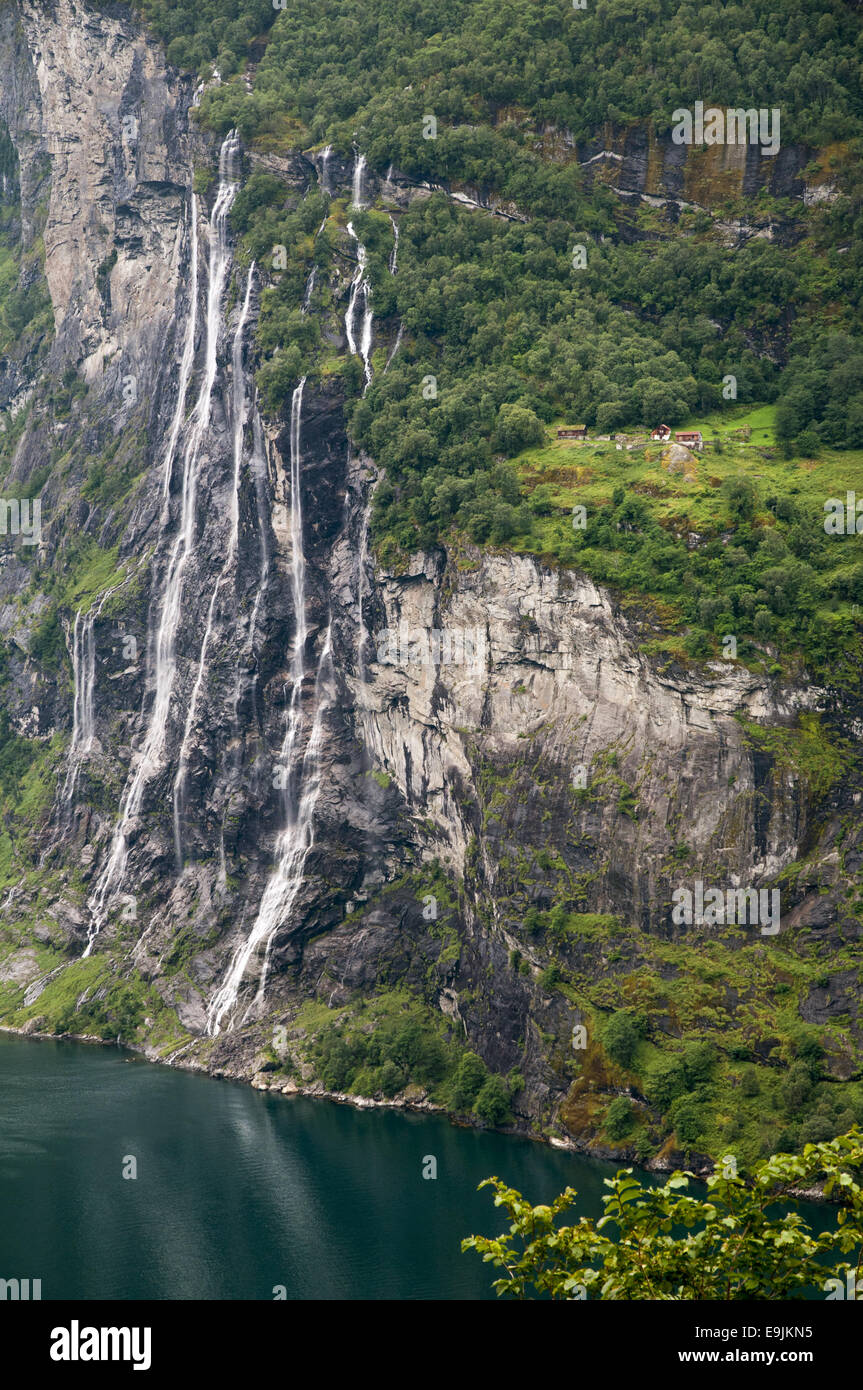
[{"x1": 131, "y1": 0, "x2": 862, "y2": 149}]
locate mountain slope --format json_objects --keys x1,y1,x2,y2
[{"x1": 0, "y1": 0, "x2": 860, "y2": 1168}]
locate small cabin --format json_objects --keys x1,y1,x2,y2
[
  {"x1": 650, "y1": 424, "x2": 671, "y2": 441},
  {"x1": 557, "y1": 426, "x2": 587, "y2": 440},
  {"x1": 675, "y1": 430, "x2": 703, "y2": 448}
]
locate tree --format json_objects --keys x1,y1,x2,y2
[
  {"x1": 450, "y1": 1051, "x2": 488, "y2": 1110},
  {"x1": 492, "y1": 403, "x2": 544, "y2": 456},
  {"x1": 605, "y1": 1096, "x2": 635, "y2": 1140},
  {"x1": 601, "y1": 1011, "x2": 643, "y2": 1069},
  {"x1": 474, "y1": 1076, "x2": 510, "y2": 1127},
  {"x1": 462, "y1": 1129, "x2": 863, "y2": 1299},
  {"x1": 644, "y1": 1055, "x2": 687, "y2": 1111},
  {"x1": 721, "y1": 475, "x2": 758, "y2": 521}
]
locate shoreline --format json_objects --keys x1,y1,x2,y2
[{"x1": 0, "y1": 1021, "x2": 829, "y2": 1202}]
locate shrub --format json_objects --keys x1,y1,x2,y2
[
  {"x1": 464, "y1": 1130, "x2": 863, "y2": 1299},
  {"x1": 605, "y1": 1096, "x2": 635, "y2": 1141},
  {"x1": 644, "y1": 1057, "x2": 687, "y2": 1112},
  {"x1": 473, "y1": 1076, "x2": 511, "y2": 1127},
  {"x1": 601, "y1": 1012, "x2": 642, "y2": 1069},
  {"x1": 670, "y1": 1095, "x2": 706, "y2": 1146}
]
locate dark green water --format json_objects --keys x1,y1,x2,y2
[
  {"x1": 0, "y1": 1033, "x2": 839, "y2": 1300},
  {"x1": 0, "y1": 1032, "x2": 627, "y2": 1300}
]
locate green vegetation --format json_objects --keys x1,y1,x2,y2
[
  {"x1": 194, "y1": 1, "x2": 863, "y2": 158},
  {"x1": 555, "y1": 957, "x2": 863, "y2": 1165},
  {"x1": 272, "y1": 985, "x2": 519, "y2": 1126},
  {"x1": 106, "y1": 1, "x2": 278, "y2": 75},
  {"x1": 313, "y1": 996, "x2": 454, "y2": 1097},
  {"x1": 463, "y1": 1128, "x2": 863, "y2": 1299},
  {"x1": 511, "y1": 433, "x2": 863, "y2": 686},
  {"x1": 117, "y1": 1, "x2": 863, "y2": 684},
  {"x1": 4, "y1": 952, "x2": 190, "y2": 1054},
  {"x1": 298, "y1": 989, "x2": 511, "y2": 1120}
]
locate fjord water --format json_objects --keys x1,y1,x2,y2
[{"x1": 0, "y1": 1033, "x2": 624, "y2": 1300}]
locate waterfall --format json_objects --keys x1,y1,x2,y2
[
  {"x1": 344, "y1": 150, "x2": 374, "y2": 391},
  {"x1": 383, "y1": 211, "x2": 403, "y2": 373},
  {"x1": 253, "y1": 625, "x2": 332, "y2": 1004},
  {"x1": 384, "y1": 322, "x2": 404, "y2": 374},
  {"x1": 389, "y1": 214, "x2": 399, "y2": 275},
  {"x1": 207, "y1": 377, "x2": 331, "y2": 1034},
  {"x1": 319, "y1": 144, "x2": 332, "y2": 195},
  {"x1": 207, "y1": 631, "x2": 333, "y2": 1034},
  {"x1": 356, "y1": 478, "x2": 373, "y2": 679},
  {"x1": 344, "y1": 235, "x2": 373, "y2": 392},
  {"x1": 85, "y1": 131, "x2": 242, "y2": 955},
  {"x1": 55, "y1": 560, "x2": 148, "y2": 827},
  {"x1": 351, "y1": 149, "x2": 366, "y2": 209},
  {"x1": 302, "y1": 265, "x2": 316, "y2": 313},
  {"x1": 172, "y1": 259, "x2": 255, "y2": 864}
]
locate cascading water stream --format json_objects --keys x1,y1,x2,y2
[
  {"x1": 85, "y1": 131, "x2": 242, "y2": 955},
  {"x1": 344, "y1": 239, "x2": 373, "y2": 391},
  {"x1": 384, "y1": 323, "x2": 403, "y2": 374},
  {"x1": 351, "y1": 149, "x2": 366, "y2": 209},
  {"x1": 389, "y1": 214, "x2": 399, "y2": 274},
  {"x1": 345, "y1": 151, "x2": 374, "y2": 392},
  {"x1": 382, "y1": 211, "x2": 404, "y2": 373},
  {"x1": 319, "y1": 144, "x2": 332, "y2": 195},
  {"x1": 207, "y1": 377, "x2": 331, "y2": 1034},
  {"x1": 356, "y1": 478, "x2": 373, "y2": 680},
  {"x1": 252, "y1": 624, "x2": 332, "y2": 1006},
  {"x1": 172, "y1": 260, "x2": 255, "y2": 863},
  {"x1": 302, "y1": 265, "x2": 316, "y2": 313}
]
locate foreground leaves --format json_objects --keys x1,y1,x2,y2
[{"x1": 462, "y1": 1129, "x2": 863, "y2": 1299}]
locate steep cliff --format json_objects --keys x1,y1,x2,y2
[{"x1": 0, "y1": 0, "x2": 860, "y2": 1169}]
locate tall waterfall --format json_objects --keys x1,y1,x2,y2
[
  {"x1": 172, "y1": 261, "x2": 255, "y2": 863},
  {"x1": 383, "y1": 211, "x2": 404, "y2": 373},
  {"x1": 356, "y1": 479, "x2": 373, "y2": 679},
  {"x1": 345, "y1": 151, "x2": 374, "y2": 392},
  {"x1": 85, "y1": 131, "x2": 242, "y2": 954},
  {"x1": 207, "y1": 377, "x2": 331, "y2": 1034}
]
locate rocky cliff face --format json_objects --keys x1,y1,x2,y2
[{"x1": 0, "y1": 1, "x2": 859, "y2": 1155}]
